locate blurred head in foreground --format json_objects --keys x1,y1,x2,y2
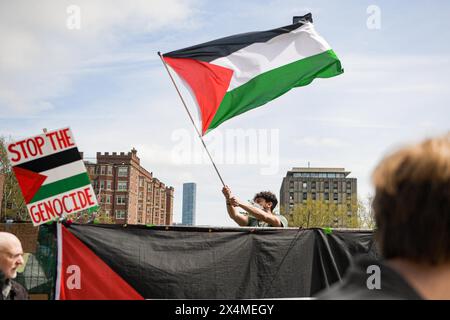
[
  {"x1": 372, "y1": 132, "x2": 450, "y2": 265},
  {"x1": 317, "y1": 133, "x2": 450, "y2": 300}
]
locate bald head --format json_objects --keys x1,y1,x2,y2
[
  {"x1": 0, "y1": 232, "x2": 21, "y2": 249},
  {"x1": 0, "y1": 232, "x2": 24, "y2": 280}
]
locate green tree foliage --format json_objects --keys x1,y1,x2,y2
[
  {"x1": 282, "y1": 197, "x2": 375, "y2": 229},
  {"x1": 0, "y1": 136, "x2": 28, "y2": 221},
  {"x1": 68, "y1": 208, "x2": 113, "y2": 224}
]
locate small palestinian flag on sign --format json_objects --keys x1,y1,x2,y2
[
  {"x1": 14, "y1": 147, "x2": 90, "y2": 204},
  {"x1": 162, "y1": 13, "x2": 343, "y2": 135}
]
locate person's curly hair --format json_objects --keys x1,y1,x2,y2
[{"x1": 253, "y1": 191, "x2": 278, "y2": 211}]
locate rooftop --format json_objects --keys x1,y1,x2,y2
[
  {"x1": 287, "y1": 167, "x2": 352, "y2": 178},
  {"x1": 291, "y1": 167, "x2": 347, "y2": 173}
]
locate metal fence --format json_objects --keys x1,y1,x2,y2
[{"x1": 15, "y1": 224, "x2": 57, "y2": 300}]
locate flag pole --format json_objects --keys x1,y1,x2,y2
[{"x1": 157, "y1": 52, "x2": 226, "y2": 187}]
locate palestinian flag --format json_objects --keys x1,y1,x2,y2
[
  {"x1": 52, "y1": 223, "x2": 375, "y2": 299},
  {"x1": 56, "y1": 224, "x2": 143, "y2": 300},
  {"x1": 162, "y1": 13, "x2": 343, "y2": 135}
]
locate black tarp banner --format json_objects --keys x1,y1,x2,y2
[{"x1": 56, "y1": 223, "x2": 377, "y2": 299}]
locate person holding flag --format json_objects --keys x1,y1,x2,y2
[{"x1": 222, "y1": 186, "x2": 288, "y2": 228}]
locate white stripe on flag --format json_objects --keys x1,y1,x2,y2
[
  {"x1": 211, "y1": 23, "x2": 331, "y2": 91},
  {"x1": 40, "y1": 160, "x2": 88, "y2": 185}
]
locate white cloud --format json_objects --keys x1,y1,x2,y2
[{"x1": 0, "y1": 0, "x2": 200, "y2": 115}]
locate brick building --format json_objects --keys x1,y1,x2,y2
[{"x1": 81, "y1": 149, "x2": 174, "y2": 225}]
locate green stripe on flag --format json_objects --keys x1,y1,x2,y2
[
  {"x1": 29, "y1": 172, "x2": 91, "y2": 204},
  {"x1": 207, "y1": 50, "x2": 343, "y2": 132}
]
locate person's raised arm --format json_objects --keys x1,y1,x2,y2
[
  {"x1": 230, "y1": 197, "x2": 282, "y2": 227},
  {"x1": 222, "y1": 186, "x2": 249, "y2": 227}
]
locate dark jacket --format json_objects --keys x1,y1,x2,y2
[
  {"x1": 0, "y1": 271, "x2": 29, "y2": 300},
  {"x1": 315, "y1": 256, "x2": 423, "y2": 300}
]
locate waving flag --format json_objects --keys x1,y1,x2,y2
[{"x1": 162, "y1": 13, "x2": 343, "y2": 135}]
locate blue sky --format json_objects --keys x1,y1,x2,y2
[{"x1": 1, "y1": 0, "x2": 449, "y2": 226}]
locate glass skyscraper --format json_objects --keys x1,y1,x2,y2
[{"x1": 182, "y1": 182, "x2": 196, "y2": 225}]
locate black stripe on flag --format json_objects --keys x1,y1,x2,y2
[
  {"x1": 163, "y1": 13, "x2": 313, "y2": 62},
  {"x1": 15, "y1": 147, "x2": 82, "y2": 173}
]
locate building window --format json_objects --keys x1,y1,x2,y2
[
  {"x1": 311, "y1": 182, "x2": 316, "y2": 190},
  {"x1": 100, "y1": 166, "x2": 106, "y2": 175},
  {"x1": 324, "y1": 181, "x2": 329, "y2": 189},
  {"x1": 105, "y1": 210, "x2": 110, "y2": 216},
  {"x1": 116, "y1": 195, "x2": 126, "y2": 205},
  {"x1": 302, "y1": 192, "x2": 307, "y2": 201},
  {"x1": 118, "y1": 181, "x2": 128, "y2": 191},
  {"x1": 107, "y1": 166, "x2": 113, "y2": 176},
  {"x1": 115, "y1": 210, "x2": 126, "y2": 219},
  {"x1": 302, "y1": 182, "x2": 307, "y2": 189},
  {"x1": 333, "y1": 193, "x2": 338, "y2": 201},
  {"x1": 118, "y1": 166, "x2": 128, "y2": 177},
  {"x1": 99, "y1": 180, "x2": 104, "y2": 190},
  {"x1": 324, "y1": 192, "x2": 329, "y2": 200},
  {"x1": 139, "y1": 177, "x2": 144, "y2": 187},
  {"x1": 106, "y1": 180, "x2": 112, "y2": 190},
  {"x1": 312, "y1": 192, "x2": 316, "y2": 200},
  {"x1": 105, "y1": 195, "x2": 111, "y2": 204},
  {"x1": 333, "y1": 181, "x2": 338, "y2": 190}
]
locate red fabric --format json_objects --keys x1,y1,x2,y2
[
  {"x1": 12, "y1": 167, "x2": 47, "y2": 203},
  {"x1": 59, "y1": 225, "x2": 143, "y2": 300},
  {"x1": 163, "y1": 56, "x2": 233, "y2": 135}
]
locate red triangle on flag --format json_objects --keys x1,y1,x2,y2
[
  {"x1": 13, "y1": 167, "x2": 47, "y2": 204},
  {"x1": 163, "y1": 56, "x2": 233, "y2": 135},
  {"x1": 58, "y1": 225, "x2": 144, "y2": 300}
]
